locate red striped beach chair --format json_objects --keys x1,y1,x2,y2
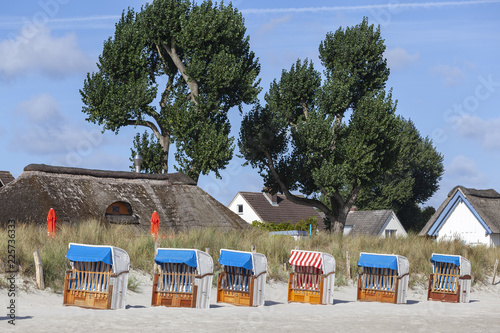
[{"x1": 287, "y1": 250, "x2": 336, "y2": 305}]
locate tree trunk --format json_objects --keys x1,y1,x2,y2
[
  {"x1": 326, "y1": 200, "x2": 351, "y2": 235},
  {"x1": 158, "y1": 134, "x2": 170, "y2": 173}
]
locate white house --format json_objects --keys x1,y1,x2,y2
[
  {"x1": 344, "y1": 209, "x2": 407, "y2": 237},
  {"x1": 419, "y1": 186, "x2": 500, "y2": 246},
  {"x1": 228, "y1": 191, "x2": 323, "y2": 226}
]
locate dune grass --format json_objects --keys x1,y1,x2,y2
[{"x1": 1, "y1": 221, "x2": 499, "y2": 292}]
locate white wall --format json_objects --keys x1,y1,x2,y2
[
  {"x1": 227, "y1": 194, "x2": 261, "y2": 224},
  {"x1": 437, "y1": 201, "x2": 491, "y2": 246},
  {"x1": 379, "y1": 212, "x2": 407, "y2": 238},
  {"x1": 490, "y1": 234, "x2": 500, "y2": 247}
]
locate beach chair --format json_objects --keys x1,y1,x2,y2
[
  {"x1": 287, "y1": 250, "x2": 335, "y2": 305},
  {"x1": 357, "y1": 252, "x2": 409, "y2": 304},
  {"x1": 63, "y1": 243, "x2": 130, "y2": 310},
  {"x1": 217, "y1": 249, "x2": 267, "y2": 307},
  {"x1": 151, "y1": 248, "x2": 213, "y2": 309},
  {"x1": 427, "y1": 253, "x2": 471, "y2": 303}
]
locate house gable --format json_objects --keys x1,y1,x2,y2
[
  {"x1": 228, "y1": 191, "x2": 322, "y2": 226},
  {"x1": 436, "y1": 198, "x2": 492, "y2": 245},
  {"x1": 427, "y1": 189, "x2": 492, "y2": 237},
  {"x1": 346, "y1": 210, "x2": 406, "y2": 237},
  {"x1": 377, "y1": 211, "x2": 408, "y2": 237},
  {"x1": 228, "y1": 192, "x2": 263, "y2": 224}
]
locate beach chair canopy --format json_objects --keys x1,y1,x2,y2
[
  {"x1": 154, "y1": 248, "x2": 213, "y2": 276},
  {"x1": 430, "y1": 253, "x2": 471, "y2": 276},
  {"x1": 357, "y1": 252, "x2": 409, "y2": 276},
  {"x1": 289, "y1": 250, "x2": 335, "y2": 274},
  {"x1": 155, "y1": 249, "x2": 198, "y2": 267},
  {"x1": 218, "y1": 249, "x2": 267, "y2": 276},
  {"x1": 66, "y1": 243, "x2": 129, "y2": 274}
]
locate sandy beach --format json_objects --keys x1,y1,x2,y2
[{"x1": 2, "y1": 272, "x2": 500, "y2": 333}]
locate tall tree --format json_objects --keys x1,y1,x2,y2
[
  {"x1": 239, "y1": 18, "x2": 400, "y2": 234},
  {"x1": 355, "y1": 117, "x2": 444, "y2": 231},
  {"x1": 81, "y1": 0, "x2": 260, "y2": 182}
]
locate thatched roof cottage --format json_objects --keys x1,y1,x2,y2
[{"x1": 0, "y1": 164, "x2": 247, "y2": 231}]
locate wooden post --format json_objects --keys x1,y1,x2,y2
[
  {"x1": 33, "y1": 250, "x2": 45, "y2": 290},
  {"x1": 283, "y1": 262, "x2": 287, "y2": 272},
  {"x1": 492, "y1": 259, "x2": 498, "y2": 285},
  {"x1": 205, "y1": 247, "x2": 210, "y2": 254},
  {"x1": 251, "y1": 245, "x2": 256, "y2": 253},
  {"x1": 346, "y1": 251, "x2": 351, "y2": 280}
]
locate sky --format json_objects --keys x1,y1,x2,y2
[{"x1": 1, "y1": 0, "x2": 499, "y2": 211}]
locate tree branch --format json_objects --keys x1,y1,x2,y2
[
  {"x1": 155, "y1": 43, "x2": 175, "y2": 108},
  {"x1": 126, "y1": 119, "x2": 163, "y2": 138},
  {"x1": 263, "y1": 150, "x2": 331, "y2": 214},
  {"x1": 302, "y1": 101, "x2": 309, "y2": 120},
  {"x1": 162, "y1": 38, "x2": 199, "y2": 104}
]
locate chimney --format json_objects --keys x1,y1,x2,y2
[
  {"x1": 263, "y1": 187, "x2": 278, "y2": 205},
  {"x1": 350, "y1": 206, "x2": 358, "y2": 212}
]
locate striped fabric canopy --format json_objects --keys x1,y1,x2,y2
[{"x1": 289, "y1": 250, "x2": 323, "y2": 269}]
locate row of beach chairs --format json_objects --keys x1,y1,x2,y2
[{"x1": 63, "y1": 243, "x2": 472, "y2": 310}]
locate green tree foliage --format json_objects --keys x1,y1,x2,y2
[
  {"x1": 81, "y1": 0, "x2": 260, "y2": 182},
  {"x1": 355, "y1": 117, "x2": 444, "y2": 231},
  {"x1": 130, "y1": 131, "x2": 164, "y2": 174},
  {"x1": 239, "y1": 18, "x2": 401, "y2": 234}
]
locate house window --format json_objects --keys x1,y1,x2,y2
[
  {"x1": 385, "y1": 229, "x2": 396, "y2": 238},
  {"x1": 237, "y1": 204, "x2": 244, "y2": 214}
]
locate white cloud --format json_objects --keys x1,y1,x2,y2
[
  {"x1": 10, "y1": 94, "x2": 105, "y2": 157},
  {"x1": 0, "y1": 27, "x2": 93, "y2": 80},
  {"x1": 15, "y1": 93, "x2": 63, "y2": 123},
  {"x1": 431, "y1": 64, "x2": 464, "y2": 86},
  {"x1": 385, "y1": 47, "x2": 419, "y2": 70},
  {"x1": 446, "y1": 155, "x2": 488, "y2": 187},
  {"x1": 258, "y1": 15, "x2": 293, "y2": 35},
  {"x1": 455, "y1": 115, "x2": 500, "y2": 150}
]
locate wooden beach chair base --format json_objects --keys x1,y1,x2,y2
[
  {"x1": 356, "y1": 272, "x2": 407, "y2": 304},
  {"x1": 357, "y1": 286, "x2": 397, "y2": 304},
  {"x1": 427, "y1": 273, "x2": 471, "y2": 303},
  {"x1": 287, "y1": 273, "x2": 325, "y2": 305},
  {"x1": 151, "y1": 273, "x2": 198, "y2": 308},
  {"x1": 216, "y1": 272, "x2": 254, "y2": 306},
  {"x1": 63, "y1": 270, "x2": 113, "y2": 310}
]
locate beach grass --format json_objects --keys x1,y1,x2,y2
[{"x1": 1, "y1": 221, "x2": 499, "y2": 292}]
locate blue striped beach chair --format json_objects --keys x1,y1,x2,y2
[
  {"x1": 357, "y1": 252, "x2": 409, "y2": 304},
  {"x1": 427, "y1": 253, "x2": 471, "y2": 303},
  {"x1": 63, "y1": 243, "x2": 129, "y2": 309}
]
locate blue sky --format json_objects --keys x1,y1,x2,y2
[{"x1": 1, "y1": 0, "x2": 499, "y2": 210}]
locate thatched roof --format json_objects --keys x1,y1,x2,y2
[
  {"x1": 419, "y1": 185, "x2": 500, "y2": 236},
  {"x1": 0, "y1": 171, "x2": 15, "y2": 187},
  {"x1": 0, "y1": 164, "x2": 247, "y2": 231}
]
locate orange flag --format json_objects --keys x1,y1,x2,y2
[
  {"x1": 47, "y1": 208, "x2": 57, "y2": 237},
  {"x1": 150, "y1": 211, "x2": 160, "y2": 239}
]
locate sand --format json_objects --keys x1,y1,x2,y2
[{"x1": 2, "y1": 273, "x2": 500, "y2": 333}]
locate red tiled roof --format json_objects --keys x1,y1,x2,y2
[{"x1": 239, "y1": 192, "x2": 322, "y2": 225}]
